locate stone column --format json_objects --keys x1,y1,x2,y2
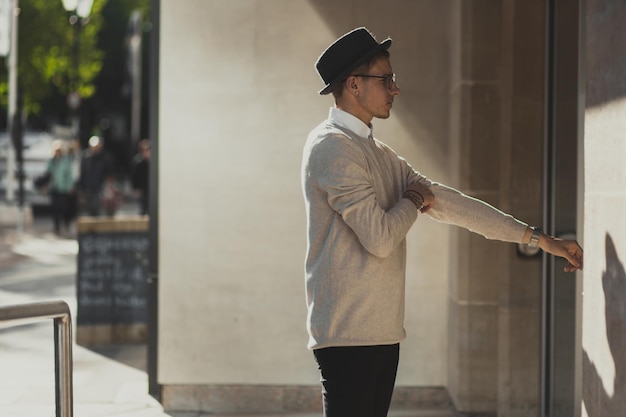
[
  {"x1": 448, "y1": 1, "x2": 545, "y2": 414},
  {"x1": 582, "y1": 1, "x2": 626, "y2": 416}
]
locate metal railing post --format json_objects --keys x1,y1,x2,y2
[
  {"x1": 54, "y1": 314, "x2": 73, "y2": 417},
  {"x1": 0, "y1": 301, "x2": 74, "y2": 417}
]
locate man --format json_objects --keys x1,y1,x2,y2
[
  {"x1": 301, "y1": 27, "x2": 583, "y2": 417},
  {"x1": 46, "y1": 141, "x2": 74, "y2": 235},
  {"x1": 79, "y1": 136, "x2": 112, "y2": 216}
]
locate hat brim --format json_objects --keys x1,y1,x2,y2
[{"x1": 318, "y1": 38, "x2": 392, "y2": 95}]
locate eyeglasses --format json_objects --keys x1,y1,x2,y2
[{"x1": 352, "y1": 73, "x2": 397, "y2": 89}]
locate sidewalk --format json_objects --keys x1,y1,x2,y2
[
  {"x1": 0, "y1": 211, "x2": 171, "y2": 417},
  {"x1": 0, "y1": 208, "x2": 455, "y2": 417}
]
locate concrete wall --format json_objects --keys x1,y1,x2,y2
[
  {"x1": 157, "y1": 0, "x2": 454, "y2": 412},
  {"x1": 447, "y1": 1, "x2": 546, "y2": 415},
  {"x1": 582, "y1": 1, "x2": 626, "y2": 416}
]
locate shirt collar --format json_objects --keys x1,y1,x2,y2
[{"x1": 328, "y1": 107, "x2": 373, "y2": 139}]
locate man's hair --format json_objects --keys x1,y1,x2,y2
[{"x1": 331, "y1": 49, "x2": 390, "y2": 99}]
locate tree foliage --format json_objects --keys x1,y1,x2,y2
[
  {"x1": 0, "y1": 0, "x2": 151, "y2": 132},
  {"x1": 0, "y1": 0, "x2": 106, "y2": 115}
]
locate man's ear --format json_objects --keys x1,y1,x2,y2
[{"x1": 347, "y1": 76, "x2": 358, "y2": 94}]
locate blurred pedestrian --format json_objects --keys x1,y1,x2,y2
[
  {"x1": 79, "y1": 136, "x2": 113, "y2": 216},
  {"x1": 66, "y1": 139, "x2": 82, "y2": 222},
  {"x1": 131, "y1": 139, "x2": 150, "y2": 216},
  {"x1": 101, "y1": 176, "x2": 123, "y2": 217},
  {"x1": 46, "y1": 140, "x2": 74, "y2": 235},
  {"x1": 303, "y1": 27, "x2": 584, "y2": 417}
]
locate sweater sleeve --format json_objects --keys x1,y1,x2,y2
[
  {"x1": 425, "y1": 183, "x2": 528, "y2": 243},
  {"x1": 309, "y1": 135, "x2": 418, "y2": 258},
  {"x1": 369, "y1": 141, "x2": 527, "y2": 244}
]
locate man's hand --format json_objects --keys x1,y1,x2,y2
[
  {"x1": 405, "y1": 181, "x2": 435, "y2": 212},
  {"x1": 539, "y1": 235, "x2": 584, "y2": 272}
]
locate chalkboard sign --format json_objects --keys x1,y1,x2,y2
[{"x1": 77, "y1": 223, "x2": 149, "y2": 326}]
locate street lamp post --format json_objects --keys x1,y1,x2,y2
[
  {"x1": 126, "y1": 10, "x2": 143, "y2": 153},
  {"x1": 5, "y1": 0, "x2": 18, "y2": 206},
  {"x1": 61, "y1": 0, "x2": 94, "y2": 139},
  {"x1": 0, "y1": 0, "x2": 26, "y2": 232}
]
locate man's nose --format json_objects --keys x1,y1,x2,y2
[{"x1": 390, "y1": 82, "x2": 400, "y2": 95}]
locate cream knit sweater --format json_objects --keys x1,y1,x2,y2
[{"x1": 301, "y1": 108, "x2": 528, "y2": 350}]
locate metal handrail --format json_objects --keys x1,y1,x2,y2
[{"x1": 0, "y1": 300, "x2": 73, "y2": 417}]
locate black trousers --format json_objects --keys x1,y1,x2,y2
[
  {"x1": 50, "y1": 191, "x2": 70, "y2": 233},
  {"x1": 313, "y1": 343, "x2": 400, "y2": 417}
]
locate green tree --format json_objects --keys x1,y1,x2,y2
[{"x1": 0, "y1": 0, "x2": 106, "y2": 116}]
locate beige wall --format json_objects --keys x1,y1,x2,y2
[
  {"x1": 582, "y1": 100, "x2": 626, "y2": 417},
  {"x1": 154, "y1": 1, "x2": 621, "y2": 415},
  {"x1": 157, "y1": 0, "x2": 454, "y2": 408},
  {"x1": 582, "y1": 2, "x2": 626, "y2": 416}
]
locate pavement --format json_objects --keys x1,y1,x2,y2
[
  {"x1": 0, "y1": 202, "x2": 456, "y2": 417},
  {"x1": 0, "y1": 202, "x2": 170, "y2": 417}
]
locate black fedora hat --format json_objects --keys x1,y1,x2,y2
[{"x1": 315, "y1": 27, "x2": 392, "y2": 95}]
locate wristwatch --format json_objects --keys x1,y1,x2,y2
[{"x1": 528, "y1": 226, "x2": 542, "y2": 248}]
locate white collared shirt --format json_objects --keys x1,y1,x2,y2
[{"x1": 328, "y1": 107, "x2": 372, "y2": 139}]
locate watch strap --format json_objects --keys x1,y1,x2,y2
[{"x1": 529, "y1": 227, "x2": 542, "y2": 248}]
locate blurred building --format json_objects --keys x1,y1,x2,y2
[
  {"x1": 148, "y1": 1, "x2": 626, "y2": 416},
  {"x1": 0, "y1": 131, "x2": 54, "y2": 207}
]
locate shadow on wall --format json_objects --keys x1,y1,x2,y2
[
  {"x1": 583, "y1": 234, "x2": 626, "y2": 416},
  {"x1": 586, "y1": 0, "x2": 626, "y2": 107}
]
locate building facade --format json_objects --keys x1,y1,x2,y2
[{"x1": 148, "y1": 1, "x2": 626, "y2": 416}]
